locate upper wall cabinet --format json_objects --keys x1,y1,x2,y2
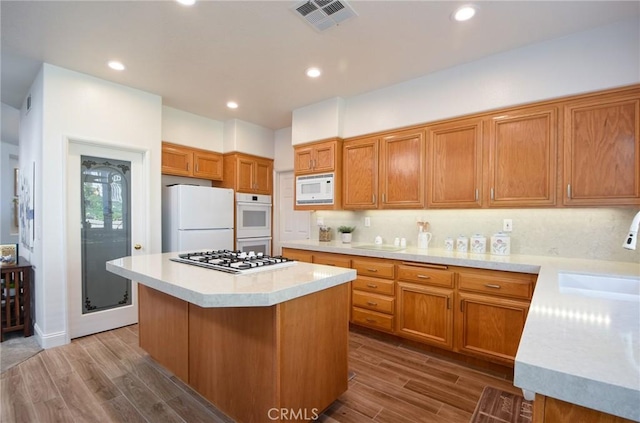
[
  {"x1": 294, "y1": 138, "x2": 343, "y2": 210},
  {"x1": 343, "y1": 137, "x2": 378, "y2": 209},
  {"x1": 217, "y1": 152, "x2": 273, "y2": 195},
  {"x1": 487, "y1": 106, "x2": 558, "y2": 207},
  {"x1": 380, "y1": 130, "x2": 426, "y2": 209},
  {"x1": 427, "y1": 118, "x2": 483, "y2": 208},
  {"x1": 294, "y1": 138, "x2": 342, "y2": 175},
  {"x1": 343, "y1": 129, "x2": 425, "y2": 210},
  {"x1": 563, "y1": 90, "x2": 640, "y2": 206},
  {"x1": 161, "y1": 142, "x2": 223, "y2": 181}
]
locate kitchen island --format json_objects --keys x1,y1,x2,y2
[
  {"x1": 282, "y1": 240, "x2": 640, "y2": 422},
  {"x1": 107, "y1": 252, "x2": 356, "y2": 423}
]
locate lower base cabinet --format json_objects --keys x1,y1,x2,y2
[
  {"x1": 455, "y1": 292, "x2": 530, "y2": 365},
  {"x1": 282, "y1": 248, "x2": 536, "y2": 367},
  {"x1": 396, "y1": 282, "x2": 454, "y2": 348},
  {"x1": 534, "y1": 394, "x2": 636, "y2": 423}
]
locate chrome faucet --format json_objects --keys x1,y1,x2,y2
[{"x1": 622, "y1": 211, "x2": 640, "y2": 250}]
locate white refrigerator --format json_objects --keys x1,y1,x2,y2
[{"x1": 162, "y1": 185, "x2": 234, "y2": 252}]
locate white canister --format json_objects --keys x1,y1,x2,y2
[
  {"x1": 491, "y1": 232, "x2": 511, "y2": 256},
  {"x1": 456, "y1": 235, "x2": 469, "y2": 252},
  {"x1": 470, "y1": 234, "x2": 487, "y2": 254},
  {"x1": 444, "y1": 237, "x2": 454, "y2": 251}
]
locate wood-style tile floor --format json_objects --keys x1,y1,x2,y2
[{"x1": 1, "y1": 325, "x2": 521, "y2": 423}]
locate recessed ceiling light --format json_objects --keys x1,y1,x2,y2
[
  {"x1": 227, "y1": 101, "x2": 238, "y2": 109},
  {"x1": 176, "y1": 0, "x2": 196, "y2": 5},
  {"x1": 108, "y1": 61, "x2": 125, "y2": 71},
  {"x1": 306, "y1": 67, "x2": 321, "y2": 78},
  {"x1": 453, "y1": 5, "x2": 477, "y2": 22}
]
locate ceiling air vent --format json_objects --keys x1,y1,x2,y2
[{"x1": 292, "y1": 0, "x2": 358, "y2": 32}]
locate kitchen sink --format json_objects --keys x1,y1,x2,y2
[
  {"x1": 352, "y1": 244, "x2": 405, "y2": 252},
  {"x1": 558, "y1": 271, "x2": 640, "y2": 301}
]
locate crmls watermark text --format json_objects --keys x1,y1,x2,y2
[{"x1": 268, "y1": 408, "x2": 320, "y2": 421}]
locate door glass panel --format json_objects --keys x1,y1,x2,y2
[
  {"x1": 81, "y1": 156, "x2": 131, "y2": 314},
  {"x1": 243, "y1": 209, "x2": 267, "y2": 227}
]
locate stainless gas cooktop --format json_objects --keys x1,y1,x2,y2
[{"x1": 170, "y1": 250, "x2": 296, "y2": 275}]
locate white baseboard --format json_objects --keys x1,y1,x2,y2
[{"x1": 34, "y1": 323, "x2": 69, "y2": 349}]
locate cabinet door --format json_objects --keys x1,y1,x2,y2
[
  {"x1": 488, "y1": 107, "x2": 557, "y2": 207},
  {"x1": 313, "y1": 141, "x2": 336, "y2": 173},
  {"x1": 294, "y1": 146, "x2": 314, "y2": 174},
  {"x1": 237, "y1": 157, "x2": 256, "y2": 193},
  {"x1": 380, "y1": 129, "x2": 426, "y2": 209},
  {"x1": 281, "y1": 248, "x2": 313, "y2": 263},
  {"x1": 396, "y1": 282, "x2": 453, "y2": 348},
  {"x1": 455, "y1": 292, "x2": 529, "y2": 365},
  {"x1": 254, "y1": 158, "x2": 273, "y2": 195},
  {"x1": 193, "y1": 151, "x2": 223, "y2": 181},
  {"x1": 343, "y1": 137, "x2": 378, "y2": 209},
  {"x1": 564, "y1": 94, "x2": 640, "y2": 205},
  {"x1": 162, "y1": 144, "x2": 193, "y2": 177},
  {"x1": 427, "y1": 118, "x2": 483, "y2": 208}
]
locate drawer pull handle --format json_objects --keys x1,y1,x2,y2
[
  {"x1": 417, "y1": 274, "x2": 431, "y2": 279},
  {"x1": 366, "y1": 268, "x2": 378, "y2": 272},
  {"x1": 326, "y1": 264, "x2": 335, "y2": 266},
  {"x1": 366, "y1": 284, "x2": 378, "y2": 288},
  {"x1": 365, "y1": 318, "x2": 376, "y2": 323},
  {"x1": 367, "y1": 301, "x2": 378, "y2": 306},
  {"x1": 485, "y1": 284, "x2": 501, "y2": 289}
]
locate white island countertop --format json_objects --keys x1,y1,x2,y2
[
  {"x1": 106, "y1": 252, "x2": 356, "y2": 308},
  {"x1": 282, "y1": 240, "x2": 640, "y2": 421}
]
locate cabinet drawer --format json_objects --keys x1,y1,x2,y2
[
  {"x1": 352, "y1": 276, "x2": 395, "y2": 296},
  {"x1": 397, "y1": 265, "x2": 454, "y2": 288},
  {"x1": 351, "y1": 259, "x2": 395, "y2": 279},
  {"x1": 312, "y1": 253, "x2": 351, "y2": 268},
  {"x1": 352, "y1": 307, "x2": 394, "y2": 332},
  {"x1": 458, "y1": 270, "x2": 535, "y2": 300},
  {"x1": 352, "y1": 291, "x2": 394, "y2": 314}
]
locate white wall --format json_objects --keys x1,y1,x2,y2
[
  {"x1": 342, "y1": 18, "x2": 640, "y2": 137},
  {"x1": 274, "y1": 127, "x2": 294, "y2": 171},
  {"x1": 223, "y1": 119, "x2": 275, "y2": 158},
  {"x1": 20, "y1": 64, "x2": 162, "y2": 348},
  {"x1": 2, "y1": 103, "x2": 20, "y2": 144},
  {"x1": 161, "y1": 106, "x2": 224, "y2": 151},
  {"x1": 291, "y1": 97, "x2": 345, "y2": 145}
]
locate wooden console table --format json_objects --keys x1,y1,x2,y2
[{"x1": 1, "y1": 260, "x2": 32, "y2": 342}]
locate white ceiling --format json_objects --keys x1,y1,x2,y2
[{"x1": 2, "y1": 1, "x2": 638, "y2": 130}]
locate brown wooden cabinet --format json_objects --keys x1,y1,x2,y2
[
  {"x1": 294, "y1": 138, "x2": 343, "y2": 210},
  {"x1": 1, "y1": 261, "x2": 32, "y2": 342},
  {"x1": 563, "y1": 91, "x2": 640, "y2": 206},
  {"x1": 427, "y1": 117, "x2": 483, "y2": 208},
  {"x1": 342, "y1": 137, "x2": 378, "y2": 209},
  {"x1": 294, "y1": 138, "x2": 341, "y2": 175},
  {"x1": 396, "y1": 264, "x2": 454, "y2": 349},
  {"x1": 161, "y1": 142, "x2": 223, "y2": 180},
  {"x1": 380, "y1": 129, "x2": 426, "y2": 209},
  {"x1": 218, "y1": 152, "x2": 273, "y2": 195},
  {"x1": 343, "y1": 129, "x2": 425, "y2": 210},
  {"x1": 534, "y1": 394, "x2": 636, "y2": 423},
  {"x1": 350, "y1": 257, "x2": 396, "y2": 332},
  {"x1": 487, "y1": 106, "x2": 558, "y2": 207},
  {"x1": 455, "y1": 269, "x2": 535, "y2": 365},
  {"x1": 282, "y1": 248, "x2": 313, "y2": 263}
]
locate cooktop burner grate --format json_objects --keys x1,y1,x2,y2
[{"x1": 170, "y1": 250, "x2": 296, "y2": 275}]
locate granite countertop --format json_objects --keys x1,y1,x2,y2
[
  {"x1": 106, "y1": 252, "x2": 356, "y2": 308},
  {"x1": 282, "y1": 240, "x2": 640, "y2": 421}
]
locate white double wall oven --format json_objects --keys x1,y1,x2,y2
[{"x1": 236, "y1": 193, "x2": 272, "y2": 255}]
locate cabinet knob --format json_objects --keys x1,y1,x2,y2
[{"x1": 134, "y1": 244, "x2": 142, "y2": 250}]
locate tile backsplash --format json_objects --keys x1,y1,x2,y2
[{"x1": 311, "y1": 208, "x2": 640, "y2": 263}]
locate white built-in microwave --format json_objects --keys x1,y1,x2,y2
[{"x1": 296, "y1": 173, "x2": 334, "y2": 205}]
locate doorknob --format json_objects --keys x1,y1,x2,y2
[{"x1": 134, "y1": 244, "x2": 142, "y2": 250}]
